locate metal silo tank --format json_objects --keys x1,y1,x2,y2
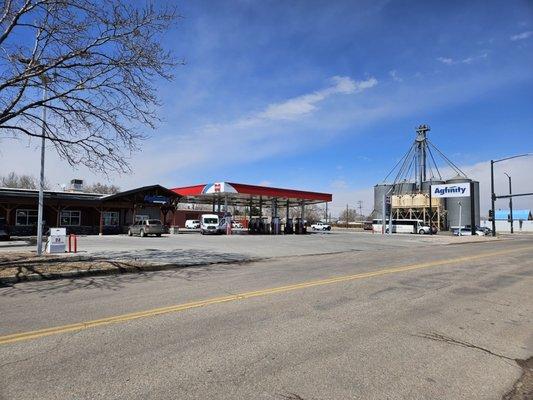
[
  {"x1": 394, "y1": 181, "x2": 415, "y2": 195},
  {"x1": 445, "y1": 176, "x2": 480, "y2": 229},
  {"x1": 422, "y1": 179, "x2": 445, "y2": 195},
  {"x1": 422, "y1": 179, "x2": 445, "y2": 210},
  {"x1": 373, "y1": 184, "x2": 394, "y2": 219}
]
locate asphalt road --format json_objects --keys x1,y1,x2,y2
[{"x1": 0, "y1": 236, "x2": 532, "y2": 399}]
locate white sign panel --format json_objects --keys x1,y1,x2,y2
[
  {"x1": 431, "y1": 183, "x2": 470, "y2": 198},
  {"x1": 202, "y1": 182, "x2": 238, "y2": 194},
  {"x1": 46, "y1": 227, "x2": 67, "y2": 254}
]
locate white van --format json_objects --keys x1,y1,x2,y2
[
  {"x1": 200, "y1": 214, "x2": 220, "y2": 235},
  {"x1": 185, "y1": 219, "x2": 200, "y2": 229}
]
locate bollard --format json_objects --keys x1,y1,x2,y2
[{"x1": 68, "y1": 234, "x2": 78, "y2": 253}]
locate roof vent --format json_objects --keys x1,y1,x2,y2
[{"x1": 70, "y1": 179, "x2": 84, "y2": 191}]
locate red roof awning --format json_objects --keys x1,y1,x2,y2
[{"x1": 172, "y1": 182, "x2": 331, "y2": 206}]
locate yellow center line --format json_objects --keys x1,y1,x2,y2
[{"x1": 0, "y1": 245, "x2": 530, "y2": 346}]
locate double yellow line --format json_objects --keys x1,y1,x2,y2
[{"x1": 0, "y1": 245, "x2": 530, "y2": 346}]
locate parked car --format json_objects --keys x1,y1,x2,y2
[
  {"x1": 311, "y1": 222, "x2": 331, "y2": 231},
  {"x1": 232, "y1": 221, "x2": 243, "y2": 229},
  {"x1": 0, "y1": 217, "x2": 10, "y2": 241},
  {"x1": 363, "y1": 221, "x2": 373, "y2": 231},
  {"x1": 452, "y1": 227, "x2": 486, "y2": 236},
  {"x1": 128, "y1": 219, "x2": 164, "y2": 237},
  {"x1": 200, "y1": 214, "x2": 220, "y2": 235},
  {"x1": 185, "y1": 219, "x2": 201, "y2": 229}
]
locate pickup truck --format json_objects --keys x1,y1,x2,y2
[{"x1": 311, "y1": 222, "x2": 331, "y2": 231}]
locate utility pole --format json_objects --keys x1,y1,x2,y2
[
  {"x1": 346, "y1": 204, "x2": 349, "y2": 229},
  {"x1": 504, "y1": 173, "x2": 513, "y2": 234},
  {"x1": 357, "y1": 200, "x2": 363, "y2": 221},
  {"x1": 36, "y1": 80, "x2": 48, "y2": 256}
]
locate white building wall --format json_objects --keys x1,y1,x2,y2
[{"x1": 481, "y1": 220, "x2": 533, "y2": 232}]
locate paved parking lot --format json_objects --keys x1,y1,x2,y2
[{"x1": 0, "y1": 230, "x2": 497, "y2": 263}]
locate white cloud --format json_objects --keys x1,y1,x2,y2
[
  {"x1": 437, "y1": 57, "x2": 454, "y2": 65},
  {"x1": 389, "y1": 70, "x2": 403, "y2": 82},
  {"x1": 258, "y1": 76, "x2": 376, "y2": 120},
  {"x1": 510, "y1": 31, "x2": 533, "y2": 41},
  {"x1": 437, "y1": 52, "x2": 488, "y2": 66}
]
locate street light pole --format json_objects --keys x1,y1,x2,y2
[
  {"x1": 490, "y1": 160, "x2": 496, "y2": 236},
  {"x1": 504, "y1": 173, "x2": 513, "y2": 234},
  {"x1": 36, "y1": 83, "x2": 47, "y2": 256},
  {"x1": 458, "y1": 201, "x2": 462, "y2": 236},
  {"x1": 490, "y1": 153, "x2": 532, "y2": 237}
]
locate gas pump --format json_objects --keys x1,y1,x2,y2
[
  {"x1": 271, "y1": 217, "x2": 281, "y2": 235},
  {"x1": 248, "y1": 218, "x2": 259, "y2": 234},
  {"x1": 294, "y1": 217, "x2": 303, "y2": 234},
  {"x1": 261, "y1": 217, "x2": 270, "y2": 234},
  {"x1": 284, "y1": 218, "x2": 294, "y2": 234}
]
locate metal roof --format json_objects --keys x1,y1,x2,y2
[
  {"x1": 172, "y1": 182, "x2": 332, "y2": 207},
  {"x1": 495, "y1": 209, "x2": 532, "y2": 220},
  {"x1": 0, "y1": 185, "x2": 180, "y2": 205},
  {"x1": 101, "y1": 184, "x2": 180, "y2": 202},
  {"x1": 0, "y1": 187, "x2": 103, "y2": 202}
]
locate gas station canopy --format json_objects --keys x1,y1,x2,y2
[{"x1": 172, "y1": 182, "x2": 332, "y2": 207}]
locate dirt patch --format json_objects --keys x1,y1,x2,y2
[
  {"x1": 503, "y1": 357, "x2": 533, "y2": 400},
  {"x1": 0, "y1": 250, "x2": 253, "y2": 283},
  {"x1": 0, "y1": 251, "x2": 148, "y2": 279}
]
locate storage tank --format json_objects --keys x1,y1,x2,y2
[
  {"x1": 421, "y1": 179, "x2": 445, "y2": 195},
  {"x1": 412, "y1": 193, "x2": 429, "y2": 208},
  {"x1": 394, "y1": 181, "x2": 415, "y2": 195},
  {"x1": 445, "y1": 175, "x2": 480, "y2": 229},
  {"x1": 373, "y1": 184, "x2": 394, "y2": 219}
]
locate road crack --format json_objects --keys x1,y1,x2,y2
[{"x1": 415, "y1": 331, "x2": 515, "y2": 361}]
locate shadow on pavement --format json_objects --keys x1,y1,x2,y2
[{"x1": 0, "y1": 249, "x2": 253, "y2": 296}]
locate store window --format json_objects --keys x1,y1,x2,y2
[
  {"x1": 103, "y1": 211, "x2": 119, "y2": 226},
  {"x1": 60, "y1": 210, "x2": 81, "y2": 226},
  {"x1": 16, "y1": 209, "x2": 38, "y2": 226}
]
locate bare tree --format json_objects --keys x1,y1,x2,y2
[
  {"x1": 289, "y1": 204, "x2": 324, "y2": 223},
  {"x1": 1, "y1": 171, "x2": 50, "y2": 189},
  {"x1": 84, "y1": 182, "x2": 119, "y2": 194},
  {"x1": 339, "y1": 208, "x2": 358, "y2": 222},
  {"x1": 0, "y1": 0, "x2": 178, "y2": 173}
]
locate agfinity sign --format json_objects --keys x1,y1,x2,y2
[{"x1": 431, "y1": 183, "x2": 471, "y2": 198}]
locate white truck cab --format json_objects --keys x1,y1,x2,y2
[
  {"x1": 311, "y1": 222, "x2": 331, "y2": 231},
  {"x1": 200, "y1": 214, "x2": 220, "y2": 235}
]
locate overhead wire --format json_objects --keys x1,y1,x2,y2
[
  {"x1": 427, "y1": 140, "x2": 467, "y2": 177},
  {"x1": 426, "y1": 145, "x2": 442, "y2": 180},
  {"x1": 382, "y1": 143, "x2": 414, "y2": 183}
]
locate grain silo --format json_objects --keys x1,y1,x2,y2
[
  {"x1": 372, "y1": 125, "x2": 480, "y2": 231},
  {"x1": 445, "y1": 175, "x2": 481, "y2": 229}
]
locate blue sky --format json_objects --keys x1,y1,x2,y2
[{"x1": 2, "y1": 0, "x2": 532, "y2": 215}]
